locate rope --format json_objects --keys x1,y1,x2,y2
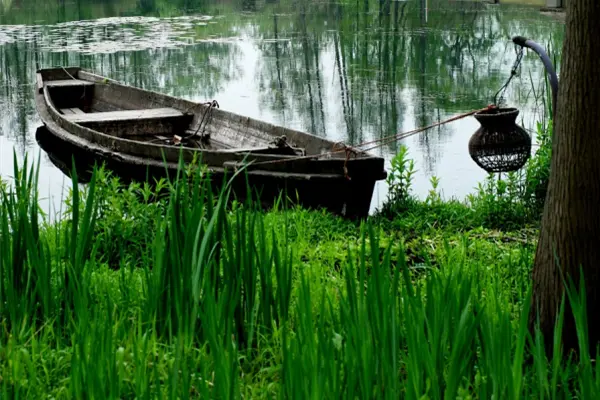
[
  {"x1": 185, "y1": 100, "x2": 219, "y2": 140},
  {"x1": 332, "y1": 141, "x2": 357, "y2": 180},
  {"x1": 61, "y1": 67, "x2": 87, "y2": 102},
  {"x1": 492, "y1": 44, "x2": 524, "y2": 107},
  {"x1": 352, "y1": 105, "x2": 495, "y2": 153},
  {"x1": 248, "y1": 104, "x2": 496, "y2": 169},
  {"x1": 61, "y1": 67, "x2": 77, "y2": 81}
]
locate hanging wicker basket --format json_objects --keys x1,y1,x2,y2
[{"x1": 468, "y1": 107, "x2": 532, "y2": 173}]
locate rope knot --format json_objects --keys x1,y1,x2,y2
[{"x1": 332, "y1": 142, "x2": 357, "y2": 181}]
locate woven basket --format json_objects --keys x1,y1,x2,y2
[{"x1": 468, "y1": 107, "x2": 532, "y2": 173}]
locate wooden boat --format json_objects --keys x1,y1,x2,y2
[{"x1": 35, "y1": 67, "x2": 387, "y2": 218}]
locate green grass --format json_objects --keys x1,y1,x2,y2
[{"x1": 0, "y1": 151, "x2": 598, "y2": 399}]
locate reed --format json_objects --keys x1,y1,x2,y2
[{"x1": 0, "y1": 152, "x2": 598, "y2": 398}]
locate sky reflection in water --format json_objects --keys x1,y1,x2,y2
[{"x1": 0, "y1": 0, "x2": 565, "y2": 214}]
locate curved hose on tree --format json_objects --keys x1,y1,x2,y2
[{"x1": 512, "y1": 36, "x2": 559, "y2": 120}]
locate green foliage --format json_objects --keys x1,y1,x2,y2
[
  {"x1": 90, "y1": 168, "x2": 169, "y2": 270},
  {"x1": 465, "y1": 120, "x2": 553, "y2": 228},
  {"x1": 381, "y1": 145, "x2": 416, "y2": 217},
  {"x1": 2, "y1": 149, "x2": 599, "y2": 399},
  {"x1": 523, "y1": 120, "x2": 553, "y2": 214},
  {"x1": 466, "y1": 171, "x2": 530, "y2": 230},
  {"x1": 380, "y1": 119, "x2": 553, "y2": 230},
  {"x1": 0, "y1": 153, "x2": 98, "y2": 338},
  {"x1": 425, "y1": 175, "x2": 442, "y2": 206}
]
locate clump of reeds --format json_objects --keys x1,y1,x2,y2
[{"x1": 0, "y1": 152, "x2": 598, "y2": 398}]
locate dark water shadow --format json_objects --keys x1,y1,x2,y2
[{"x1": 35, "y1": 125, "x2": 95, "y2": 183}]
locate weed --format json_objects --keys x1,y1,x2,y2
[
  {"x1": 1, "y1": 149, "x2": 598, "y2": 399},
  {"x1": 380, "y1": 145, "x2": 416, "y2": 217}
]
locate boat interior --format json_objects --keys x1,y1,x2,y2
[{"x1": 39, "y1": 68, "x2": 311, "y2": 157}]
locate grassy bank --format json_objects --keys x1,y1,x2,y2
[{"x1": 2, "y1": 120, "x2": 599, "y2": 398}]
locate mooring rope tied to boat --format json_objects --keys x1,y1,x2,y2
[
  {"x1": 249, "y1": 104, "x2": 497, "y2": 170},
  {"x1": 54, "y1": 68, "x2": 496, "y2": 176},
  {"x1": 185, "y1": 99, "x2": 220, "y2": 139}
]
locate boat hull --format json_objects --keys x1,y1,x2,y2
[
  {"x1": 36, "y1": 126, "x2": 379, "y2": 218},
  {"x1": 34, "y1": 68, "x2": 386, "y2": 219}
]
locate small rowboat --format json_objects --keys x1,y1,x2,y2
[{"x1": 35, "y1": 67, "x2": 387, "y2": 218}]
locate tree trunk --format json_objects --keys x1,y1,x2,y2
[{"x1": 530, "y1": 0, "x2": 600, "y2": 354}]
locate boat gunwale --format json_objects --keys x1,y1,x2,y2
[
  {"x1": 36, "y1": 67, "x2": 387, "y2": 179},
  {"x1": 77, "y1": 69, "x2": 356, "y2": 158}
]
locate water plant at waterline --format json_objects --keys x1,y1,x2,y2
[
  {"x1": 379, "y1": 145, "x2": 416, "y2": 217},
  {"x1": 1, "y1": 153, "x2": 599, "y2": 398},
  {"x1": 379, "y1": 117, "x2": 553, "y2": 230}
]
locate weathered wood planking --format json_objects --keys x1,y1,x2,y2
[
  {"x1": 35, "y1": 67, "x2": 388, "y2": 219},
  {"x1": 63, "y1": 108, "x2": 184, "y2": 123},
  {"x1": 45, "y1": 79, "x2": 95, "y2": 88},
  {"x1": 60, "y1": 108, "x2": 86, "y2": 115},
  {"x1": 36, "y1": 73, "x2": 44, "y2": 93}
]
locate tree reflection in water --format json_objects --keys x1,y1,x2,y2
[{"x1": 0, "y1": 0, "x2": 564, "y2": 205}]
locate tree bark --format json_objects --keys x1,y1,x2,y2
[{"x1": 530, "y1": 0, "x2": 600, "y2": 354}]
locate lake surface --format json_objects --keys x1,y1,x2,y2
[{"x1": 0, "y1": 0, "x2": 564, "y2": 215}]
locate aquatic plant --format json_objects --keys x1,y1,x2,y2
[{"x1": 0, "y1": 152, "x2": 598, "y2": 398}]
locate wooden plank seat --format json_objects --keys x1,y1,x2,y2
[
  {"x1": 63, "y1": 108, "x2": 184, "y2": 123},
  {"x1": 62, "y1": 107, "x2": 192, "y2": 137},
  {"x1": 60, "y1": 108, "x2": 86, "y2": 115},
  {"x1": 45, "y1": 79, "x2": 95, "y2": 88}
]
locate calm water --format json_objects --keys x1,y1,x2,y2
[{"x1": 0, "y1": 0, "x2": 564, "y2": 214}]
